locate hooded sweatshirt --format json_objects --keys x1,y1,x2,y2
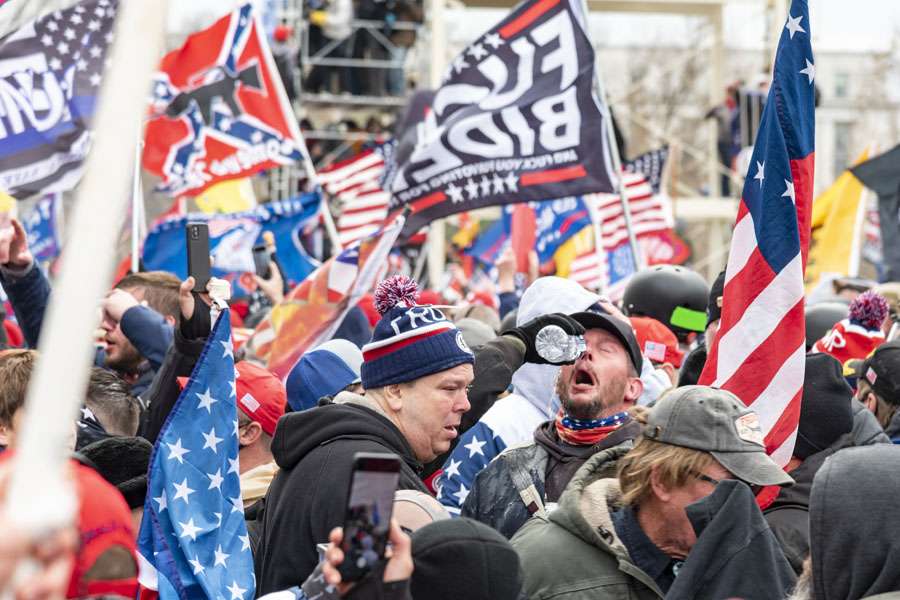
[
  {"x1": 436, "y1": 277, "x2": 602, "y2": 514},
  {"x1": 809, "y1": 445, "x2": 900, "y2": 600},
  {"x1": 254, "y1": 392, "x2": 428, "y2": 594}
]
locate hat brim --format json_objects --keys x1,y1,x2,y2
[
  {"x1": 569, "y1": 311, "x2": 642, "y2": 372},
  {"x1": 711, "y1": 450, "x2": 794, "y2": 487}
]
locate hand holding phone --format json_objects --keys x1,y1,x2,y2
[{"x1": 336, "y1": 452, "x2": 402, "y2": 582}]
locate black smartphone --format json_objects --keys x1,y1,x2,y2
[
  {"x1": 337, "y1": 452, "x2": 402, "y2": 582},
  {"x1": 185, "y1": 222, "x2": 210, "y2": 292},
  {"x1": 252, "y1": 244, "x2": 271, "y2": 279}
]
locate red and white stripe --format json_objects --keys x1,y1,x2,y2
[
  {"x1": 361, "y1": 321, "x2": 457, "y2": 361},
  {"x1": 317, "y1": 150, "x2": 391, "y2": 247},
  {"x1": 568, "y1": 172, "x2": 675, "y2": 291},
  {"x1": 700, "y1": 204, "x2": 807, "y2": 466}
]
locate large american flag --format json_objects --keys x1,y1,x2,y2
[
  {"x1": 567, "y1": 147, "x2": 679, "y2": 292},
  {"x1": 699, "y1": 0, "x2": 815, "y2": 466},
  {"x1": 138, "y1": 310, "x2": 255, "y2": 600}
]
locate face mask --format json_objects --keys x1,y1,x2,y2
[{"x1": 638, "y1": 363, "x2": 674, "y2": 406}]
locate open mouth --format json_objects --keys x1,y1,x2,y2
[
  {"x1": 443, "y1": 425, "x2": 459, "y2": 438},
  {"x1": 573, "y1": 367, "x2": 596, "y2": 387}
]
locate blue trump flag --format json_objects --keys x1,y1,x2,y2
[
  {"x1": 143, "y1": 193, "x2": 320, "y2": 293},
  {"x1": 138, "y1": 309, "x2": 255, "y2": 600},
  {"x1": 0, "y1": 0, "x2": 117, "y2": 198},
  {"x1": 22, "y1": 194, "x2": 62, "y2": 262},
  {"x1": 463, "y1": 196, "x2": 591, "y2": 268}
]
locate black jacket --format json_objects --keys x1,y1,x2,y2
[
  {"x1": 462, "y1": 419, "x2": 639, "y2": 539},
  {"x1": 763, "y1": 434, "x2": 853, "y2": 574},
  {"x1": 667, "y1": 480, "x2": 796, "y2": 600},
  {"x1": 255, "y1": 395, "x2": 429, "y2": 594}
]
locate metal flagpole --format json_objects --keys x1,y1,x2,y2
[
  {"x1": 3, "y1": 0, "x2": 168, "y2": 549},
  {"x1": 579, "y1": 0, "x2": 642, "y2": 274},
  {"x1": 131, "y1": 139, "x2": 143, "y2": 273}
]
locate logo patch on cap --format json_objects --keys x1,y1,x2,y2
[
  {"x1": 866, "y1": 367, "x2": 878, "y2": 385},
  {"x1": 644, "y1": 340, "x2": 667, "y2": 363},
  {"x1": 240, "y1": 392, "x2": 260, "y2": 413},
  {"x1": 456, "y1": 330, "x2": 472, "y2": 354},
  {"x1": 734, "y1": 412, "x2": 765, "y2": 447}
]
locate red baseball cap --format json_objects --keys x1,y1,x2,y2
[
  {"x1": 235, "y1": 362, "x2": 286, "y2": 437},
  {"x1": 630, "y1": 316, "x2": 684, "y2": 368}
]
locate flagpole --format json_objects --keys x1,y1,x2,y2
[
  {"x1": 131, "y1": 139, "x2": 143, "y2": 273},
  {"x1": 579, "y1": 0, "x2": 642, "y2": 274},
  {"x1": 3, "y1": 0, "x2": 167, "y2": 543},
  {"x1": 848, "y1": 185, "x2": 870, "y2": 278},
  {"x1": 425, "y1": 0, "x2": 448, "y2": 288}
]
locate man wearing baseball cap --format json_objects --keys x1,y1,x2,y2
[
  {"x1": 462, "y1": 306, "x2": 644, "y2": 539},
  {"x1": 513, "y1": 386, "x2": 795, "y2": 600},
  {"x1": 631, "y1": 315, "x2": 683, "y2": 388},
  {"x1": 856, "y1": 340, "x2": 900, "y2": 443}
]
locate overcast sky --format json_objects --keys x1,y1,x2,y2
[{"x1": 160, "y1": 0, "x2": 900, "y2": 54}]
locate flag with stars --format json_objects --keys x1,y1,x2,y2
[
  {"x1": 0, "y1": 0, "x2": 117, "y2": 199},
  {"x1": 142, "y1": 3, "x2": 311, "y2": 197},
  {"x1": 385, "y1": 0, "x2": 616, "y2": 239},
  {"x1": 699, "y1": 0, "x2": 815, "y2": 466},
  {"x1": 137, "y1": 309, "x2": 255, "y2": 600}
]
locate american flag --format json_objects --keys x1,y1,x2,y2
[
  {"x1": 138, "y1": 310, "x2": 255, "y2": 600},
  {"x1": 317, "y1": 145, "x2": 393, "y2": 248},
  {"x1": 566, "y1": 147, "x2": 682, "y2": 293},
  {"x1": 0, "y1": 0, "x2": 117, "y2": 198},
  {"x1": 699, "y1": 0, "x2": 815, "y2": 466}
]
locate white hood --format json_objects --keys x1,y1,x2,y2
[{"x1": 509, "y1": 277, "x2": 601, "y2": 418}]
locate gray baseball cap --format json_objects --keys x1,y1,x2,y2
[{"x1": 644, "y1": 386, "x2": 794, "y2": 487}]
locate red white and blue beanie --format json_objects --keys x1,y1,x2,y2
[{"x1": 361, "y1": 275, "x2": 474, "y2": 389}]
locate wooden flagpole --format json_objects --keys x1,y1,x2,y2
[{"x1": 3, "y1": 0, "x2": 168, "y2": 542}]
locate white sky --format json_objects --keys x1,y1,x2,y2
[{"x1": 164, "y1": 0, "x2": 900, "y2": 54}]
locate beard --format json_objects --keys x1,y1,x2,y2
[
  {"x1": 104, "y1": 340, "x2": 143, "y2": 375},
  {"x1": 556, "y1": 369, "x2": 628, "y2": 420},
  {"x1": 786, "y1": 558, "x2": 813, "y2": 600}
]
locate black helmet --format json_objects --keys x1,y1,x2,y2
[
  {"x1": 805, "y1": 301, "x2": 849, "y2": 350},
  {"x1": 622, "y1": 265, "x2": 710, "y2": 341}
]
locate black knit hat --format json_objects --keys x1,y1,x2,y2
[
  {"x1": 80, "y1": 436, "x2": 152, "y2": 509},
  {"x1": 707, "y1": 270, "x2": 726, "y2": 324},
  {"x1": 796, "y1": 354, "x2": 853, "y2": 460},
  {"x1": 411, "y1": 518, "x2": 523, "y2": 600}
]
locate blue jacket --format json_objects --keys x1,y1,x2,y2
[
  {"x1": 0, "y1": 263, "x2": 51, "y2": 348},
  {"x1": 120, "y1": 305, "x2": 173, "y2": 372}
]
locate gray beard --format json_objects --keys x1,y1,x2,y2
[{"x1": 786, "y1": 559, "x2": 813, "y2": 600}]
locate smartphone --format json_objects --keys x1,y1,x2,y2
[
  {"x1": 252, "y1": 244, "x2": 271, "y2": 279},
  {"x1": 337, "y1": 452, "x2": 402, "y2": 582},
  {"x1": 185, "y1": 222, "x2": 210, "y2": 292}
]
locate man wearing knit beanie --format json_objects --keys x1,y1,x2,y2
[
  {"x1": 256, "y1": 275, "x2": 476, "y2": 593},
  {"x1": 763, "y1": 353, "x2": 855, "y2": 574}
]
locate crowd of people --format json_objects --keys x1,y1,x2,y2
[{"x1": 0, "y1": 213, "x2": 899, "y2": 600}]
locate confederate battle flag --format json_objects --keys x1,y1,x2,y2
[{"x1": 142, "y1": 3, "x2": 309, "y2": 197}]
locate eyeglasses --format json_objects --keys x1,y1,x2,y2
[{"x1": 692, "y1": 472, "x2": 762, "y2": 496}]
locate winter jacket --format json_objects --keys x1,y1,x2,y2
[
  {"x1": 809, "y1": 445, "x2": 900, "y2": 600},
  {"x1": 850, "y1": 398, "x2": 891, "y2": 445},
  {"x1": 513, "y1": 447, "x2": 794, "y2": 600},
  {"x1": 254, "y1": 392, "x2": 429, "y2": 594},
  {"x1": 119, "y1": 305, "x2": 174, "y2": 372},
  {"x1": 884, "y1": 409, "x2": 900, "y2": 443},
  {"x1": 462, "y1": 419, "x2": 639, "y2": 538},
  {"x1": 764, "y1": 434, "x2": 854, "y2": 574},
  {"x1": 666, "y1": 479, "x2": 796, "y2": 599},
  {"x1": 0, "y1": 261, "x2": 50, "y2": 348},
  {"x1": 423, "y1": 334, "x2": 525, "y2": 477},
  {"x1": 511, "y1": 445, "x2": 663, "y2": 600}
]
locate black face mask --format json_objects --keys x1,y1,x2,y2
[{"x1": 75, "y1": 406, "x2": 112, "y2": 451}]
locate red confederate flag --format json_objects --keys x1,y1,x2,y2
[{"x1": 142, "y1": 3, "x2": 309, "y2": 197}]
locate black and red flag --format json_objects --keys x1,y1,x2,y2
[{"x1": 386, "y1": 0, "x2": 616, "y2": 238}]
